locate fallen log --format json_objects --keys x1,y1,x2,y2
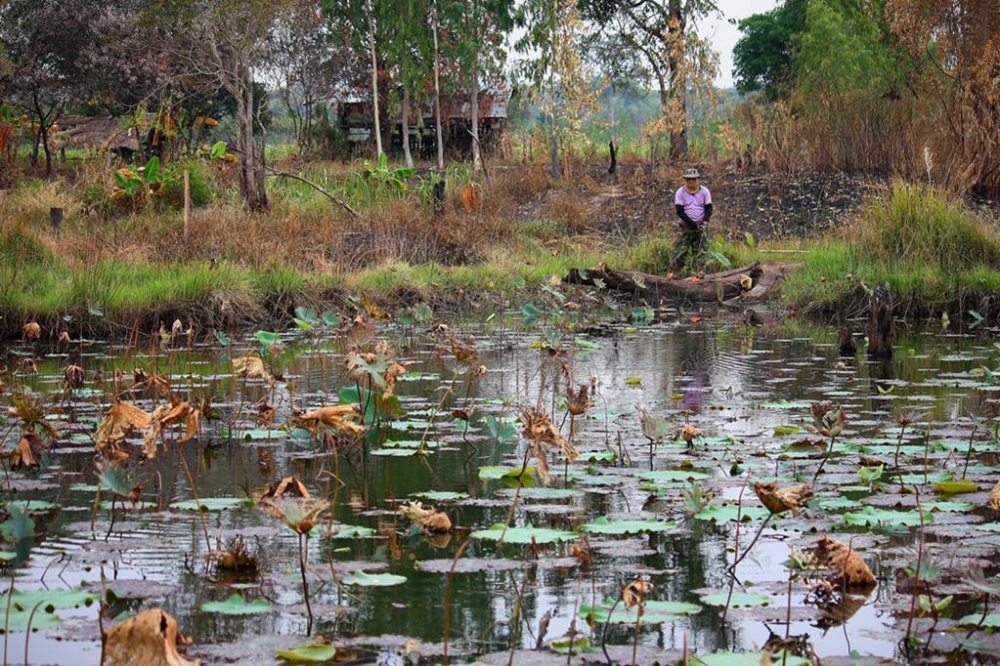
[{"x1": 565, "y1": 261, "x2": 798, "y2": 303}]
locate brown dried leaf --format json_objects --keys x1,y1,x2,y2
[
  {"x1": 134, "y1": 369, "x2": 172, "y2": 398},
  {"x1": 179, "y1": 409, "x2": 201, "y2": 444},
  {"x1": 262, "y1": 476, "x2": 310, "y2": 499},
  {"x1": 63, "y1": 364, "x2": 85, "y2": 390},
  {"x1": 622, "y1": 580, "x2": 654, "y2": 610},
  {"x1": 382, "y1": 361, "x2": 408, "y2": 399},
  {"x1": 811, "y1": 535, "x2": 876, "y2": 588},
  {"x1": 256, "y1": 400, "x2": 276, "y2": 428},
  {"x1": 400, "y1": 500, "x2": 452, "y2": 533},
  {"x1": 22, "y1": 322, "x2": 40, "y2": 340},
  {"x1": 990, "y1": 479, "x2": 1000, "y2": 512},
  {"x1": 297, "y1": 404, "x2": 365, "y2": 437},
  {"x1": 520, "y1": 408, "x2": 579, "y2": 464},
  {"x1": 103, "y1": 608, "x2": 198, "y2": 666},
  {"x1": 95, "y1": 401, "x2": 152, "y2": 450},
  {"x1": 675, "y1": 423, "x2": 702, "y2": 445},
  {"x1": 566, "y1": 383, "x2": 591, "y2": 416},
  {"x1": 450, "y1": 340, "x2": 479, "y2": 363},
  {"x1": 11, "y1": 432, "x2": 41, "y2": 470},
  {"x1": 754, "y1": 482, "x2": 814, "y2": 516},
  {"x1": 232, "y1": 356, "x2": 273, "y2": 381}
]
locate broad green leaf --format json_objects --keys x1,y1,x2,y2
[
  {"x1": 471, "y1": 525, "x2": 576, "y2": 544},
  {"x1": 639, "y1": 470, "x2": 712, "y2": 483},
  {"x1": 479, "y1": 465, "x2": 534, "y2": 480},
  {"x1": 321, "y1": 311, "x2": 340, "y2": 327},
  {"x1": 581, "y1": 517, "x2": 677, "y2": 535},
  {"x1": 275, "y1": 644, "x2": 337, "y2": 662},
  {"x1": 695, "y1": 653, "x2": 810, "y2": 666},
  {"x1": 957, "y1": 612, "x2": 1000, "y2": 628},
  {"x1": 932, "y1": 480, "x2": 978, "y2": 494},
  {"x1": 170, "y1": 497, "x2": 253, "y2": 512},
  {"x1": 581, "y1": 598, "x2": 701, "y2": 625},
  {"x1": 412, "y1": 491, "x2": 468, "y2": 502},
  {"x1": 574, "y1": 337, "x2": 599, "y2": 350},
  {"x1": 343, "y1": 571, "x2": 407, "y2": 587},
  {"x1": 694, "y1": 504, "x2": 771, "y2": 523},
  {"x1": 201, "y1": 593, "x2": 270, "y2": 615},
  {"x1": 772, "y1": 424, "x2": 802, "y2": 436},
  {"x1": 549, "y1": 636, "x2": 593, "y2": 654},
  {"x1": 0, "y1": 506, "x2": 34, "y2": 542},
  {"x1": 842, "y1": 506, "x2": 932, "y2": 527},
  {"x1": 699, "y1": 591, "x2": 772, "y2": 608},
  {"x1": 253, "y1": 330, "x2": 281, "y2": 346}
]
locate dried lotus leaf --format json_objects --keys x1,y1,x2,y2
[
  {"x1": 811, "y1": 535, "x2": 876, "y2": 587},
  {"x1": 990, "y1": 479, "x2": 1000, "y2": 512},
  {"x1": 103, "y1": 608, "x2": 198, "y2": 666},
  {"x1": 622, "y1": 580, "x2": 654, "y2": 610},
  {"x1": 754, "y1": 482, "x2": 814, "y2": 516}
]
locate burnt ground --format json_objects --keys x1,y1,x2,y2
[{"x1": 557, "y1": 163, "x2": 890, "y2": 246}]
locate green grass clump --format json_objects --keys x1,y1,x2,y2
[{"x1": 851, "y1": 181, "x2": 1000, "y2": 269}]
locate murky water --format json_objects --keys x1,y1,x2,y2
[{"x1": 3, "y1": 318, "x2": 1000, "y2": 664}]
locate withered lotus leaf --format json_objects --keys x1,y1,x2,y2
[
  {"x1": 297, "y1": 404, "x2": 365, "y2": 437},
  {"x1": 103, "y1": 608, "x2": 198, "y2": 666},
  {"x1": 262, "y1": 476, "x2": 311, "y2": 499},
  {"x1": 754, "y1": 482, "x2": 814, "y2": 516},
  {"x1": 11, "y1": 432, "x2": 41, "y2": 470},
  {"x1": 990, "y1": 480, "x2": 1000, "y2": 512},
  {"x1": 811, "y1": 535, "x2": 876, "y2": 587},
  {"x1": 22, "y1": 322, "x2": 40, "y2": 340},
  {"x1": 400, "y1": 500, "x2": 452, "y2": 533},
  {"x1": 95, "y1": 400, "x2": 152, "y2": 450},
  {"x1": 622, "y1": 580, "x2": 654, "y2": 610},
  {"x1": 232, "y1": 356, "x2": 273, "y2": 381}
]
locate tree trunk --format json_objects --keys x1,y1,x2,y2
[
  {"x1": 867, "y1": 285, "x2": 895, "y2": 358},
  {"x1": 667, "y1": 0, "x2": 688, "y2": 160},
  {"x1": 471, "y1": 69, "x2": 481, "y2": 170},
  {"x1": 402, "y1": 86, "x2": 413, "y2": 168},
  {"x1": 432, "y1": 5, "x2": 444, "y2": 172},
  {"x1": 565, "y1": 262, "x2": 797, "y2": 303},
  {"x1": 368, "y1": 1, "x2": 382, "y2": 156},
  {"x1": 550, "y1": 115, "x2": 561, "y2": 179},
  {"x1": 235, "y1": 63, "x2": 268, "y2": 212}
]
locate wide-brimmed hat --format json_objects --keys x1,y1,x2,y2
[{"x1": 683, "y1": 168, "x2": 701, "y2": 179}]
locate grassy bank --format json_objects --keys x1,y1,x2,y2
[{"x1": 2, "y1": 156, "x2": 999, "y2": 338}]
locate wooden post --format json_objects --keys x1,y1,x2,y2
[
  {"x1": 608, "y1": 140, "x2": 617, "y2": 176},
  {"x1": 49, "y1": 207, "x2": 63, "y2": 238},
  {"x1": 433, "y1": 179, "x2": 446, "y2": 216},
  {"x1": 867, "y1": 284, "x2": 895, "y2": 358},
  {"x1": 183, "y1": 170, "x2": 190, "y2": 243}
]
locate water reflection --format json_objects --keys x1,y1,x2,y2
[{"x1": 2, "y1": 323, "x2": 999, "y2": 663}]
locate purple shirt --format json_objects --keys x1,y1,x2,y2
[{"x1": 675, "y1": 185, "x2": 712, "y2": 223}]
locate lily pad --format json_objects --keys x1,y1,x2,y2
[
  {"x1": 698, "y1": 591, "x2": 771, "y2": 608},
  {"x1": 581, "y1": 517, "x2": 677, "y2": 535},
  {"x1": 3, "y1": 500, "x2": 60, "y2": 513},
  {"x1": 317, "y1": 523, "x2": 374, "y2": 539},
  {"x1": 479, "y1": 466, "x2": 534, "y2": 481},
  {"x1": 170, "y1": 497, "x2": 253, "y2": 512},
  {"x1": 694, "y1": 653, "x2": 810, "y2": 666},
  {"x1": 695, "y1": 504, "x2": 771, "y2": 523},
  {"x1": 275, "y1": 644, "x2": 337, "y2": 662},
  {"x1": 369, "y1": 448, "x2": 425, "y2": 457},
  {"x1": 581, "y1": 598, "x2": 701, "y2": 625},
  {"x1": 958, "y1": 613, "x2": 1000, "y2": 628},
  {"x1": 201, "y1": 593, "x2": 271, "y2": 615},
  {"x1": 932, "y1": 480, "x2": 978, "y2": 494},
  {"x1": 495, "y1": 487, "x2": 583, "y2": 500},
  {"x1": 343, "y1": 571, "x2": 407, "y2": 587},
  {"x1": 471, "y1": 524, "x2": 577, "y2": 544},
  {"x1": 842, "y1": 506, "x2": 932, "y2": 528},
  {"x1": 639, "y1": 470, "x2": 712, "y2": 483},
  {"x1": 412, "y1": 491, "x2": 469, "y2": 502}
]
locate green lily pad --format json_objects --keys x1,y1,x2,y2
[
  {"x1": 581, "y1": 598, "x2": 701, "y2": 625},
  {"x1": 479, "y1": 466, "x2": 534, "y2": 481},
  {"x1": 694, "y1": 504, "x2": 770, "y2": 523},
  {"x1": 315, "y1": 523, "x2": 374, "y2": 539},
  {"x1": 495, "y1": 487, "x2": 583, "y2": 500},
  {"x1": 923, "y1": 500, "x2": 975, "y2": 513},
  {"x1": 932, "y1": 480, "x2": 978, "y2": 494},
  {"x1": 698, "y1": 591, "x2": 771, "y2": 608},
  {"x1": 957, "y1": 612, "x2": 1000, "y2": 628},
  {"x1": 223, "y1": 427, "x2": 285, "y2": 441},
  {"x1": 577, "y1": 450, "x2": 616, "y2": 463},
  {"x1": 170, "y1": 497, "x2": 253, "y2": 512},
  {"x1": 343, "y1": 571, "x2": 407, "y2": 587},
  {"x1": 638, "y1": 470, "x2": 712, "y2": 483},
  {"x1": 201, "y1": 593, "x2": 271, "y2": 615},
  {"x1": 756, "y1": 400, "x2": 811, "y2": 410},
  {"x1": 3, "y1": 500, "x2": 59, "y2": 513},
  {"x1": 772, "y1": 424, "x2": 802, "y2": 436},
  {"x1": 814, "y1": 497, "x2": 863, "y2": 511},
  {"x1": 275, "y1": 644, "x2": 337, "y2": 662},
  {"x1": 412, "y1": 491, "x2": 469, "y2": 502},
  {"x1": 471, "y1": 525, "x2": 577, "y2": 544},
  {"x1": 842, "y1": 506, "x2": 932, "y2": 528},
  {"x1": 549, "y1": 636, "x2": 593, "y2": 654},
  {"x1": 2, "y1": 587, "x2": 97, "y2": 611},
  {"x1": 581, "y1": 517, "x2": 677, "y2": 535},
  {"x1": 369, "y1": 448, "x2": 425, "y2": 457},
  {"x1": 694, "y1": 653, "x2": 810, "y2": 666}
]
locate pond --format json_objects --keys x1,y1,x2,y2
[{"x1": 2, "y1": 314, "x2": 1000, "y2": 665}]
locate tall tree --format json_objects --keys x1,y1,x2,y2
[
  {"x1": 732, "y1": 0, "x2": 808, "y2": 98},
  {"x1": 887, "y1": 0, "x2": 1000, "y2": 194},
  {"x1": 161, "y1": 0, "x2": 289, "y2": 211},
  {"x1": 581, "y1": 0, "x2": 719, "y2": 161}
]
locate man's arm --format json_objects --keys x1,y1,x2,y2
[
  {"x1": 675, "y1": 204, "x2": 695, "y2": 226},
  {"x1": 703, "y1": 203, "x2": 713, "y2": 222}
]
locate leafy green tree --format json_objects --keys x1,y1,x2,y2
[
  {"x1": 732, "y1": 0, "x2": 808, "y2": 97},
  {"x1": 580, "y1": 0, "x2": 720, "y2": 160}
]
